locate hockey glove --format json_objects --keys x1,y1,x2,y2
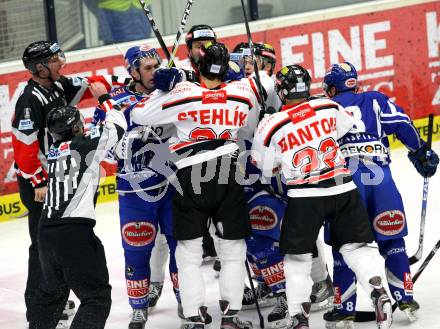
[
  {"x1": 153, "y1": 67, "x2": 185, "y2": 91},
  {"x1": 408, "y1": 143, "x2": 439, "y2": 178},
  {"x1": 91, "y1": 106, "x2": 106, "y2": 125},
  {"x1": 225, "y1": 61, "x2": 244, "y2": 82}
]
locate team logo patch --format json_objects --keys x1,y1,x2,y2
[
  {"x1": 126, "y1": 279, "x2": 149, "y2": 298},
  {"x1": 202, "y1": 89, "x2": 227, "y2": 104},
  {"x1": 345, "y1": 78, "x2": 357, "y2": 88},
  {"x1": 249, "y1": 206, "x2": 277, "y2": 230},
  {"x1": 373, "y1": 210, "x2": 405, "y2": 236},
  {"x1": 90, "y1": 126, "x2": 101, "y2": 139},
  {"x1": 404, "y1": 272, "x2": 414, "y2": 296},
  {"x1": 122, "y1": 222, "x2": 156, "y2": 246},
  {"x1": 18, "y1": 119, "x2": 34, "y2": 130}
]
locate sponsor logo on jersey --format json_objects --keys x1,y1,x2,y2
[
  {"x1": 287, "y1": 105, "x2": 316, "y2": 124},
  {"x1": 47, "y1": 141, "x2": 71, "y2": 159},
  {"x1": 249, "y1": 205, "x2": 277, "y2": 230},
  {"x1": 261, "y1": 261, "x2": 285, "y2": 286},
  {"x1": 171, "y1": 272, "x2": 179, "y2": 290},
  {"x1": 18, "y1": 119, "x2": 34, "y2": 130},
  {"x1": 202, "y1": 90, "x2": 227, "y2": 104},
  {"x1": 122, "y1": 221, "x2": 156, "y2": 246},
  {"x1": 373, "y1": 210, "x2": 405, "y2": 236},
  {"x1": 404, "y1": 272, "x2": 414, "y2": 295},
  {"x1": 333, "y1": 286, "x2": 342, "y2": 305},
  {"x1": 126, "y1": 279, "x2": 149, "y2": 298},
  {"x1": 340, "y1": 142, "x2": 389, "y2": 157}
]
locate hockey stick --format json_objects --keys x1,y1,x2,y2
[
  {"x1": 138, "y1": 0, "x2": 172, "y2": 60},
  {"x1": 167, "y1": 0, "x2": 194, "y2": 68},
  {"x1": 409, "y1": 113, "x2": 434, "y2": 265},
  {"x1": 355, "y1": 238, "x2": 440, "y2": 322},
  {"x1": 245, "y1": 260, "x2": 265, "y2": 328},
  {"x1": 239, "y1": 0, "x2": 267, "y2": 114}
]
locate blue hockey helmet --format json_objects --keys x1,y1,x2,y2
[
  {"x1": 322, "y1": 62, "x2": 358, "y2": 94},
  {"x1": 124, "y1": 45, "x2": 162, "y2": 73}
]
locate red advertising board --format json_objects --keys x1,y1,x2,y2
[{"x1": 0, "y1": 1, "x2": 439, "y2": 196}]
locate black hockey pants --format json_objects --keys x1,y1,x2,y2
[
  {"x1": 17, "y1": 176, "x2": 43, "y2": 322},
  {"x1": 29, "y1": 223, "x2": 111, "y2": 329}
]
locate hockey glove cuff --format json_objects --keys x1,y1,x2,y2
[
  {"x1": 153, "y1": 67, "x2": 185, "y2": 91},
  {"x1": 408, "y1": 143, "x2": 439, "y2": 178}
]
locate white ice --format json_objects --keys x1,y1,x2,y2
[{"x1": 1, "y1": 142, "x2": 439, "y2": 329}]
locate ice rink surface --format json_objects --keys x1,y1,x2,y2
[{"x1": 1, "y1": 142, "x2": 439, "y2": 329}]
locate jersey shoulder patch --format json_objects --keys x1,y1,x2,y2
[{"x1": 90, "y1": 126, "x2": 101, "y2": 139}]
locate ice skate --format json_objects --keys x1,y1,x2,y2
[
  {"x1": 310, "y1": 275, "x2": 334, "y2": 311},
  {"x1": 370, "y1": 277, "x2": 392, "y2": 329},
  {"x1": 180, "y1": 306, "x2": 211, "y2": 329},
  {"x1": 128, "y1": 308, "x2": 148, "y2": 329},
  {"x1": 220, "y1": 300, "x2": 253, "y2": 329},
  {"x1": 398, "y1": 299, "x2": 419, "y2": 322},
  {"x1": 268, "y1": 293, "x2": 290, "y2": 328},
  {"x1": 287, "y1": 303, "x2": 310, "y2": 329},
  {"x1": 323, "y1": 308, "x2": 355, "y2": 329},
  {"x1": 241, "y1": 282, "x2": 276, "y2": 310},
  {"x1": 148, "y1": 281, "x2": 163, "y2": 309}
]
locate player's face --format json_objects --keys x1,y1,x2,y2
[
  {"x1": 243, "y1": 56, "x2": 255, "y2": 77},
  {"x1": 324, "y1": 86, "x2": 337, "y2": 98},
  {"x1": 138, "y1": 57, "x2": 160, "y2": 90},
  {"x1": 47, "y1": 52, "x2": 66, "y2": 80},
  {"x1": 35, "y1": 52, "x2": 66, "y2": 81},
  {"x1": 190, "y1": 40, "x2": 212, "y2": 63}
]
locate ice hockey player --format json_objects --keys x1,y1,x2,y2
[
  {"x1": 322, "y1": 62, "x2": 439, "y2": 327},
  {"x1": 92, "y1": 44, "x2": 182, "y2": 329},
  {"x1": 232, "y1": 42, "x2": 333, "y2": 326},
  {"x1": 12, "y1": 40, "x2": 125, "y2": 328},
  {"x1": 232, "y1": 42, "x2": 281, "y2": 111},
  {"x1": 180, "y1": 24, "x2": 217, "y2": 75},
  {"x1": 123, "y1": 41, "x2": 261, "y2": 329},
  {"x1": 179, "y1": 23, "x2": 222, "y2": 263},
  {"x1": 28, "y1": 102, "x2": 127, "y2": 329},
  {"x1": 252, "y1": 64, "x2": 393, "y2": 329}
]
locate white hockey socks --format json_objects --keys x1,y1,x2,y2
[
  {"x1": 217, "y1": 237, "x2": 247, "y2": 310},
  {"x1": 150, "y1": 233, "x2": 169, "y2": 283},
  {"x1": 339, "y1": 243, "x2": 384, "y2": 296},
  {"x1": 284, "y1": 253, "x2": 313, "y2": 315},
  {"x1": 311, "y1": 238, "x2": 329, "y2": 283},
  {"x1": 175, "y1": 237, "x2": 205, "y2": 318}
]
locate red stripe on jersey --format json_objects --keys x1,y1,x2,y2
[
  {"x1": 263, "y1": 117, "x2": 290, "y2": 147},
  {"x1": 287, "y1": 167, "x2": 350, "y2": 185},
  {"x1": 248, "y1": 77, "x2": 262, "y2": 104},
  {"x1": 162, "y1": 96, "x2": 203, "y2": 110},
  {"x1": 12, "y1": 136, "x2": 47, "y2": 186},
  {"x1": 228, "y1": 95, "x2": 253, "y2": 108},
  {"x1": 312, "y1": 103, "x2": 339, "y2": 111}
]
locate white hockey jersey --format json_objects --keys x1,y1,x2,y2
[
  {"x1": 252, "y1": 97, "x2": 356, "y2": 197},
  {"x1": 130, "y1": 79, "x2": 261, "y2": 169},
  {"x1": 250, "y1": 71, "x2": 282, "y2": 112}
]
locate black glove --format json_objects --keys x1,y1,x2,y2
[
  {"x1": 153, "y1": 67, "x2": 185, "y2": 91},
  {"x1": 408, "y1": 143, "x2": 439, "y2": 178}
]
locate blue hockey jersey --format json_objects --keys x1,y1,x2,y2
[
  {"x1": 93, "y1": 84, "x2": 175, "y2": 192},
  {"x1": 334, "y1": 91, "x2": 423, "y2": 165}
]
